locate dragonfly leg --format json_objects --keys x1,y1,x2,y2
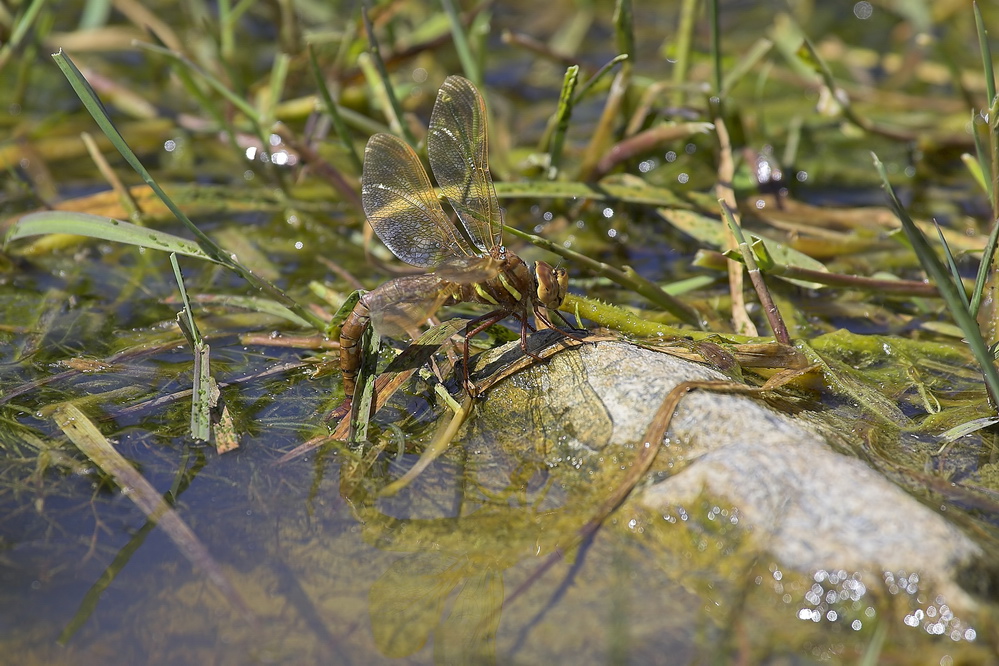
[
  {"x1": 518, "y1": 313, "x2": 548, "y2": 362},
  {"x1": 534, "y1": 306, "x2": 588, "y2": 343},
  {"x1": 461, "y1": 310, "x2": 508, "y2": 395}
]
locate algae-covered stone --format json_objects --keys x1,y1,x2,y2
[{"x1": 467, "y1": 337, "x2": 984, "y2": 606}]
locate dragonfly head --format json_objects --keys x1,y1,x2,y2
[{"x1": 534, "y1": 260, "x2": 568, "y2": 309}]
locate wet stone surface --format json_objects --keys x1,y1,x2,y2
[{"x1": 464, "y1": 336, "x2": 986, "y2": 608}]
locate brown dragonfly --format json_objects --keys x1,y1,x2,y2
[{"x1": 338, "y1": 75, "x2": 577, "y2": 407}]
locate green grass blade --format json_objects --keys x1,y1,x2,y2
[
  {"x1": 494, "y1": 179, "x2": 690, "y2": 208},
  {"x1": 932, "y1": 220, "x2": 969, "y2": 308},
  {"x1": 441, "y1": 0, "x2": 481, "y2": 87},
  {"x1": 6, "y1": 211, "x2": 213, "y2": 260},
  {"x1": 52, "y1": 50, "x2": 226, "y2": 256},
  {"x1": 967, "y1": 116, "x2": 992, "y2": 200},
  {"x1": 307, "y1": 44, "x2": 362, "y2": 172},
  {"x1": 132, "y1": 42, "x2": 261, "y2": 125},
  {"x1": 170, "y1": 253, "x2": 213, "y2": 442},
  {"x1": 171, "y1": 253, "x2": 203, "y2": 347},
  {"x1": 613, "y1": 0, "x2": 634, "y2": 62},
  {"x1": 873, "y1": 152, "x2": 999, "y2": 406},
  {"x1": 974, "y1": 2, "x2": 996, "y2": 107},
  {"x1": 970, "y1": 210, "x2": 999, "y2": 317},
  {"x1": 547, "y1": 66, "x2": 579, "y2": 180},
  {"x1": 261, "y1": 51, "x2": 291, "y2": 127},
  {"x1": 361, "y1": 4, "x2": 418, "y2": 148},
  {"x1": 51, "y1": 49, "x2": 326, "y2": 331},
  {"x1": 573, "y1": 54, "x2": 628, "y2": 103},
  {"x1": 721, "y1": 38, "x2": 773, "y2": 98},
  {"x1": 0, "y1": 0, "x2": 48, "y2": 72},
  {"x1": 348, "y1": 326, "x2": 379, "y2": 443},
  {"x1": 708, "y1": 0, "x2": 722, "y2": 94},
  {"x1": 667, "y1": 0, "x2": 697, "y2": 107}
]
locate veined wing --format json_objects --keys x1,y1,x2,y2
[
  {"x1": 428, "y1": 75, "x2": 503, "y2": 254},
  {"x1": 366, "y1": 274, "x2": 460, "y2": 338},
  {"x1": 433, "y1": 255, "x2": 503, "y2": 284},
  {"x1": 361, "y1": 133, "x2": 476, "y2": 268}
]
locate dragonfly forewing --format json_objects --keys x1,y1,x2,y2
[
  {"x1": 428, "y1": 75, "x2": 503, "y2": 253},
  {"x1": 361, "y1": 133, "x2": 475, "y2": 268}
]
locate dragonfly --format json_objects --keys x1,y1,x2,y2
[{"x1": 338, "y1": 75, "x2": 578, "y2": 409}]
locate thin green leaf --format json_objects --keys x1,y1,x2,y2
[
  {"x1": 51, "y1": 49, "x2": 326, "y2": 331},
  {"x1": 261, "y1": 51, "x2": 291, "y2": 127},
  {"x1": 307, "y1": 44, "x2": 362, "y2": 172},
  {"x1": 133, "y1": 42, "x2": 261, "y2": 125},
  {"x1": 873, "y1": 152, "x2": 999, "y2": 408},
  {"x1": 326, "y1": 290, "x2": 364, "y2": 338},
  {"x1": 349, "y1": 325, "x2": 380, "y2": 443},
  {"x1": 0, "y1": 0, "x2": 47, "y2": 72},
  {"x1": 962, "y1": 149, "x2": 989, "y2": 198},
  {"x1": 970, "y1": 108, "x2": 993, "y2": 202},
  {"x1": 441, "y1": 0, "x2": 481, "y2": 87},
  {"x1": 720, "y1": 38, "x2": 773, "y2": 97},
  {"x1": 361, "y1": 5, "x2": 418, "y2": 148},
  {"x1": 974, "y1": 2, "x2": 996, "y2": 108},
  {"x1": 494, "y1": 180, "x2": 690, "y2": 208},
  {"x1": 572, "y1": 54, "x2": 628, "y2": 103},
  {"x1": 938, "y1": 416, "x2": 999, "y2": 444},
  {"x1": 612, "y1": 0, "x2": 634, "y2": 62},
  {"x1": 932, "y1": 220, "x2": 969, "y2": 308},
  {"x1": 547, "y1": 66, "x2": 579, "y2": 180},
  {"x1": 171, "y1": 253, "x2": 203, "y2": 346},
  {"x1": 6, "y1": 211, "x2": 213, "y2": 260},
  {"x1": 970, "y1": 212, "x2": 999, "y2": 317},
  {"x1": 171, "y1": 254, "x2": 212, "y2": 442},
  {"x1": 190, "y1": 342, "x2": 214, "y2": 442},
  {"x1": 708, "y1": 0, "x2": 722, "y2": 94}
]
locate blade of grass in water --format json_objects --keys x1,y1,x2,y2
[
  {"x1": 720, "y1": 200, "x2": 790, "y2": 344},
  {"x1": 171, "y1": 254, "x2": 213, "y2": 442},
  {"x1": 873, "y1": 153, "x2": 999, "y2": 407},
  {"x1": 52, "y1": 403, "x2": 256, "y2": 623},
  {"x1": 348, "y1": 326, "x2": 380, "y2": 443},
  {"x1": 933, "y1": 221, "x2": 969, "y2": 309},
  {"x1": 6, "y1": 211, "x2": 212, "y2": 259},
  {"x1": 50, "y1": 50, "x2": 326, "y2": 331}
]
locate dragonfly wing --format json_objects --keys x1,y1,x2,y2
[
  {"x1": 362, "y1": 133, "x2": 475, "y2": 268},
  {"x1": 428, "y1": 75, "x2": 503, "y2": 253},
  {"x1": 366, "y1": 274, "x2": 459, "y2": 338},
  {"x1": 434, "y1": 255, "x2": 502, "y2": 284}
]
